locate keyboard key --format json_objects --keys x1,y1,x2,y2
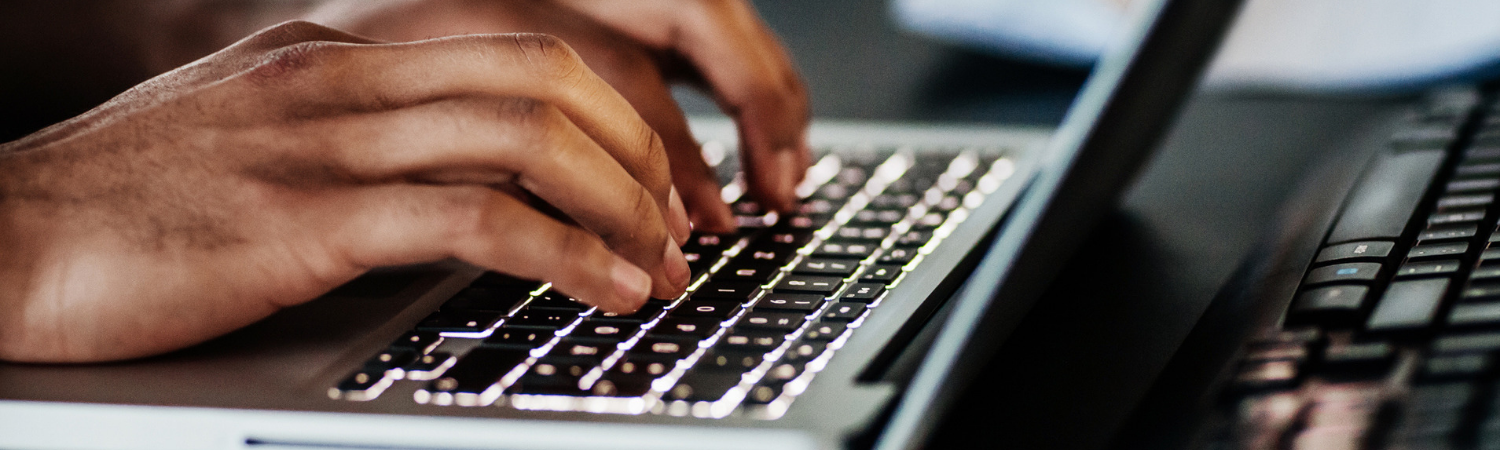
[
  {"x1": 415, "y1": 311, "x2": 501, "y2": 333},
  {"x1": 628, "y1": 337, "x2": 699, "y2": 360},
  {"x1": 426, "y1": 347, "x2": 529, "y2": 397},
  {"x1": 692, "y1": 281, "x2": 763, "y2": 301},
  {"x1": 1482, "y1": 247, "x2": 1500, "y2": 261},
  {"x1": 669, "y1": 299, "x2": 742, "y2": 320},
  {"x1": 1433, "y1": 332, "x2": 1500, "y2": 353},
  {"x1": 649, "y1": 317, "x2": 723, "y2": 339},
  {"x1": 1317, "y1": 341, "x2": 1396, "y2": 376},
  {"x1": 1407, "y1": 242, "x2": 1468, "y2": 259},
  {"x1": 720, "y1": 329, "x2": 786, "y2": 351},
  {"x1": 803, "y1": 322, "x2": 847, "y2": 341},
  {"x1": 878, "y1": 248, "x2": 919, "y2": 264},
  {"x1": 569, "y1": 320, "x2": 641, "y2": 341},
  {"x1": 812, "y1": 241, "x2": 877, "y2": 259},
  {"x1": 860, "y1": 265, "x2": 903, "y2": 283},
  {"x1": 402, "y1": 352, "x2": 455, "y2": 381},
  {"x1": 1326, "y1": 150, "x2": 1444, "y2": 243},
  {"x1": 550, "y1": 339, "x2": 616, "y2": 360},
  {"x1": 841, "y1": 283, "x2": 886, "y2": 302},
  {"x1": 698, "y1": 348, "x2": 765, "y2": 371},
  {"x1": 894, "y1": 230, "x2": 934, "y2": 247},
  {"x1": 1429, "y1": 209, "x2": 1485, "y2": 225},
  {"x1": 1314, "y1": 241, "x2": 1395, "y2": 263},
  {"x1": 1289, "y1": 286, "x2": 1368, "y2": 326},
  {"x1": 1463, "y1": 281, "x2": 1500, "y2": 301},
  {"x1": 1436, "y1": 193, "x2": 1493, "y2": 210},
  {"x1": 1303, "y1": 263, "x2": 1381, "y2": 285},
  {"x1": 481, "y1": 327, "x2": 553, "y2": 348},
  {"x1": 774, "y1": 275, "x2": 843, "y2": 296},
  {"x1": 754, "y1": 230, "x2": 815, "y2": 247},
  {"x1": 1422, "y1": 354, "x2": 1490, "y2": 380},
  {"x1": 1367, "y1": 278, "x2": 1449, "y2": 331},
  {"x1": 667, "y1": 369, "x2": 744, "y2": 402},
  {"x1": 335, "y1": 367, "x2": 391, "y2": 399},
  {"x1": 779, "y1": 214, "x2": 831, "y2": 230},
  {"x1": 712, "y1": 261, "x2": 783, "y2": 284},
  {"x1": 850, "y1": 209, "x2": 906, "y2": 226},
  {"x1": 364, "y1": 348, "x2": 419, "y2": 372},
  {"x1": 1446, "y1": 178, "x2": 1500, "y2": 193},
  {"x1": 1419, "y1": 224, "x2": 1479, "y2": 241},
  {"x1": 441, "y1": 287, "x2": 530, "y2": 313},
  {"x1": 528, "y1": 291, "x2": 589, "y2": 311},
  {"x1": 1396, "y1": 260, "x2": 1461, "y2": 278},
  {"x1": 770, "y1": 360, "x2": 813, "y2": 384},
  {"x1": 594, "y1": 299, "x2": 670, "y2": 322},
  {"x1": 506, "y1": 308, "x2": 582, "y2": 329},
  {"x1": 1242, "y1": 342, "x2": 1309, "y2": 364},
  {"x1": 592, "y1": 366, "x2": 661, "y2": 397},
  {"x1": 1472, "y1": 263, "x2": 1500, "y2": 280},
  {"x1": 389, "y1": 331, "x2": 443, "y2": 354},
  {"x1": 744, "y1": 383, "x2": 785, "y2": 405},
  {"x1": 1332, "y1": 150, "x2": 1446, "y2": 243},
  {"x1": 782, "y1": 341, "x2": 829, "y2": 365},
  {"x1": 833, "y1": 226, "x2": 889, "y2": 242},
  {"x1": 730, "y1": 245, "x2": 798, "y2": 266},
  {"x1": 1447, "y1": 302, "x2": 1500, "y2": 328},
  {"x1": 1232, "y1": 360, "x2": 1299, "y2": 392},
  {"x1": 869, "y1": 193, "x2": 920, "y2": 209},
  {"x1": 910, "y1": 212, "x2": 947, "y2": 230},
  {"x1": 794, "y1": 259, "x2": 860, "y2": 277},
  {"x1": 512, "y1": 360, "x2": 590, "y2": 396},
  {"x1": 756, "y1": 292, "x2": 826, "y2": 312},
  {"x1": 737, "y1": 310, "x2": 808, "y2": 331},
  {"x1": 823, "y1": 302, "x2": 868, "y2": 322}
]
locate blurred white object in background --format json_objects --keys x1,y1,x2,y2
[
  {"x1": 893, "y1": 0, "x2": 1500, "y2": 92},
  {"x1": 891, "y1": 0, "x2": 1125, "y2": 67}
]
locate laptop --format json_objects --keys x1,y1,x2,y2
[{"x1": 0, "y1": 0, "x2": 1242, "y2": 448}]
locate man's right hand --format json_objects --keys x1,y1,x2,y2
[{"x1": 0, "y1": 22, "x2": 690, "y2": 363}]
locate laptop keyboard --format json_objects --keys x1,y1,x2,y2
[
  {"x1": 1215, "y1": 89, "x2": 1500, "y2": 448},
  {"x1": 329, "y1": 144, "x2": 1016, "y2": 419}
]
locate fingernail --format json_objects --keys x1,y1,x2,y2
[
  {"x1": 663, "y1": 239, "x2": 691, "y2": 290},
  {"x1": 668, "y1": 187, "x2": 691, "y2": 246},
  {"x1": 611, "y1": 257, "x2": 652, "y2": 308}
]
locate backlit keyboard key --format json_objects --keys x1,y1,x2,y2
[
  {"x1": 756, "y1": 293, "x2": 825, "y2": 312},
  {"x1": 774, "y1": 275, "x2": 843, "y2": 296}
]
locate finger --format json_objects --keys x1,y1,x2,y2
[
  {"x1": 320, "y1": 184, "x2": 652, "y2": 313},
  {"x1": 684, "y1": 1, "x2": 811, "y2": 212},
  {"x1": 563, "y1": 0, "x2": 811, "y2": 212},
  {"x1": 588, "y1": 57, "x2": 736, "y2": 234},
  {"x1": 297, "y1": 97, "x2": 691, "y2": 298},
  {"x1": 228, "y1": 33, "x2": 688, "y2": 242}
]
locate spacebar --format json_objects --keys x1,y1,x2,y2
[{"x1": 1326, "y1": 149, "x2": 1446, "y2": 244}]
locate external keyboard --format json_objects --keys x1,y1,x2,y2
[
  {"x1": 1215, "y1": 88, "x2": 1500, "y2": 449},
  {"x1": 329, "y1": 144, "x2": 1016, "y2": 419}
]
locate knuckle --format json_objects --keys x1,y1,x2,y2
[
  {"x1": 631, "y1": 122, "x2": 669, "y2": 167},
  {"x1": 243, "y1": 40, "x2": 346, "y2": 85},
  {"x1": 439, "y1": 188, "x2": 491, "y2": 243},
  {"x1": 244, "y1": 20, "x2": 336, "y2": 48},
  {"x1": 552, "y1": 226, "x2": 605, "y2": 262},
  {"x1": 505, "y1": 33, "x2": 587, "y2": 84}
]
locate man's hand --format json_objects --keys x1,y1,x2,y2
[
  {"x1": 0, "y1": 22, "x2": 691, "y2": 362},
  {"x1": 306, "y1": 0, "x2": 813, "y2": 231}
]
